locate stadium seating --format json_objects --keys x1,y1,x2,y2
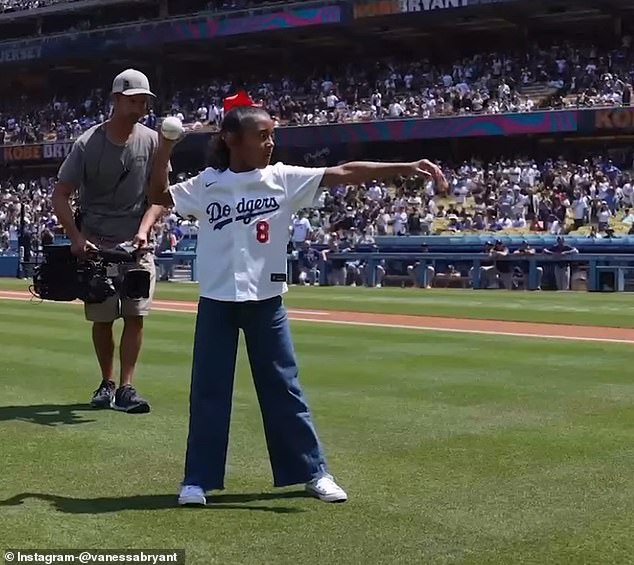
[
  {"x1": 2, "y1": 41, "x2": 633, "y2": 146},
  {"x1": 1, "y1": 0, "x2": 634, "y2": 291},
  {"x1": 2, "y1": 156, "x2": 633, "y2": 258}
]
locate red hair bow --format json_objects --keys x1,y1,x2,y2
[{"x1": 223, "y1": 90, "x2": 258, "y2": 113}]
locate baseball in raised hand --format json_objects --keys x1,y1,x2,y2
[{"x1": 160, "y1": 117, "x2": 184, "y2": 143}]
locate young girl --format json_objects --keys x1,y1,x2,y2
[{"x1": 149, "y1": 105, "x2": 446, "y2": 506}]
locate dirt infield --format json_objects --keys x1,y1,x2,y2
[{"x1": 1, "y1": 289, "x2": 634, "y2": 344}]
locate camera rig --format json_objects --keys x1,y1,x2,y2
[{"x1": 30, "y1": 244, "x2": 151, "y2": 304}]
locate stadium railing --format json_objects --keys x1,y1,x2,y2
[
  {"x1": 4, "y1": 235, "x2": 634, "y2": 291},
  {"x1": 148, "y1": 249, "x2": 634, "y2": 291}
]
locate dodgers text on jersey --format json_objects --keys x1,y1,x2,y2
[{"x1": 205, "y1": 196, "x2": 281, "y2": 231}]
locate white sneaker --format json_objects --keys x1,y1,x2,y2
[
  {"x1": 178, "y1": 485, "x2": 206, "y2": 506},
  {"x1": 305, "y1": 474, "x2": 348, "y2": 503}
]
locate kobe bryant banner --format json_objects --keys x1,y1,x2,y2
[
  {"x1": 1, "y1": 141, "x2": 74, "y2": 163},
  {"x1": 353, "y1": 0, "x2": 513, "y2": 18}
]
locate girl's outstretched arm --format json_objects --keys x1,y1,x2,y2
[{"x1": 322, "y1": 159, "x2": 447, "y2": 192}]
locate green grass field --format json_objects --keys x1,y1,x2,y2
[
  {"x1": 3, "y1": 277, "x2": 634, "y2": 327},
  {"x1": 1, "y1": 284, "x2": 634, "y2": 564}
]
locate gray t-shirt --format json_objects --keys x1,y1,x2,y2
[{"x1": 58, "y1": 122, "x2": 158, "y2": 244}]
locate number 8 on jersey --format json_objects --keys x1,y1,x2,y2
[{"x1": 256, "y1": 220, "x2": 270, "y2": 244}]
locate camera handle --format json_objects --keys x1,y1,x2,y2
[{"x1": 119, "y1": 242, "x2": 156, "y2": 256}]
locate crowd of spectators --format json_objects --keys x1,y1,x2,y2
[
  {"x1": 0, "y1": 89, "x2": 109, "y2": 145},
  {"x1": 281, "y1": 155, "x2": 634, "y2": 247},
  {"x1": 0, "y1": 0, "x2": 75, "y2": 14},
  {"x1": 0, "y1": 0, "x2": 287, "y2": 16},
  {"x1": 0, "y1": 176, "x2": 59, "y2": 254},
  {"x1": 3, "y1": 155, "x2": 634, "y2": 258},
  {"x1": 0, "y1": 0, "x2": 290, "y2": 50},
  {"x1": 2, "y1": 40, "x2": 634, "y2": 146},
  {"x1": 206, "y1": 0, "x2": 292, "y2": 12}
]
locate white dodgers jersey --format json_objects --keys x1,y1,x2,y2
[{"x1": 169, "y1": 162, "x2": 326, "y2": 302}]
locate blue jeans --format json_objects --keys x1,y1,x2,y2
[{"x1": 183, "y1": 295, "x2": 329, "y2": 490}]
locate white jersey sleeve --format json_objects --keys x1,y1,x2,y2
[
  {"x1": 278, "y1": 164, "x2": 326, "y2": 212},
  {"x1": 168, "y1": 174, "x2": 204, "y2": 219}
]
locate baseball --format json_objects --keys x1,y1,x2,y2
[{"x1": 161, "y1": 117, "x2": 184, "y2": 141}]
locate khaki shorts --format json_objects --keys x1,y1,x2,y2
[{"x1": 85, "y1": 252, "x2": 156, "y2": 323}]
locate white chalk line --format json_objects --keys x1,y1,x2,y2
[
  {"x1": 1, "y1": 293, "x2": 633, "y2": 345},
  {"x1": 289, "y1": 318, "x2": 634, "y2": 345},
  {"x1": 0, "y1": 293, "x2": 328, "y2": 316},
  {"x1": 288, "y1": 309, "x2": 330, "y2": 316},
  {"x1": 152, "y1": 299, "x2": 328, "y2": 316}
]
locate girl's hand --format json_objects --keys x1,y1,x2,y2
[{"x1": 410, "y1": 159, "x2": 448, "y2": 194}]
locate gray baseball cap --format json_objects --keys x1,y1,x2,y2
[{"x1": 111, "y1": 68, "x2": 156, "y2": 97}]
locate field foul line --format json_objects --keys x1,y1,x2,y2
[
  {"x1": 154, "y1": 299, "x2": 328, "y2": 315},
  {"x1": 0, "y1": 292, "x2": 329, "y2": 316},
  {"x1": 288, "y1": 318, "x2": 634, "y2": 345},
  {"x1": 2, "y1": 293, "x2": 634, "y2": 345}
]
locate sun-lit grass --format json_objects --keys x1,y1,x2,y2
[{"x1": 1, "y1": 299, "x2": 633, "y2": 564}]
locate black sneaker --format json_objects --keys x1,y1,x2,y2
[
  {"x1": 90, "y1": 380, "x2": 116, "y2": 409},
  {"x1": 114, "y1": 385, "x2": 151, "y2": 414}
]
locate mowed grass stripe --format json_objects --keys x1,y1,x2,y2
[
  {"x1": 1, "y1": 301, "x2": 634, "y2": 564},
  {"x1": 3, "y1": 277, "x2": 634, "y2": 327},
  {"x1": 279, "y1": 287, "x2": 634, "y2": 328}
]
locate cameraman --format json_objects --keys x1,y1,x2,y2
[{"x1": 52, "y1": 69, "x2": 166, "y2": 414}]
